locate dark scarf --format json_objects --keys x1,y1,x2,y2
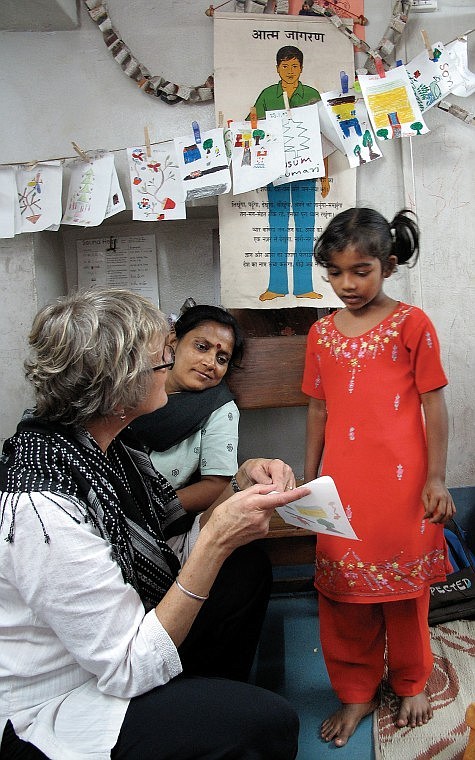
[
  {"x1": 129, "y1": 381, "x2": 235, "y2": 453},
  {"x1": 0, "y1": 411, "x2": 195, "y2": 611}
]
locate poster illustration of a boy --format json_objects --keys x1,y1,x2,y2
[{"x1": 250, "y1": 45, "x2": 327, "y2": 302}]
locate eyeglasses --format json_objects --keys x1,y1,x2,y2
[{"x1": 151, "y1": 344, "x2": 175, "y2": 371}]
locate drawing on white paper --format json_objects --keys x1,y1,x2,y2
[
  {"x1": 266, "y1": 103, "x2": 325, "y2": 185},
  {"x1": 128, "y1": 145, "x2": 185, "y2": 221},
  {"x1": 276, "y1": 475, "x2": 359, "y2": 540},
  {"x1": 230, "y1": 118, "x2": 285, "y2": 195},
  {"x1": 358, "y1": 67, "x2": 429, "y2": 141},
  {"x1": 174, "y1": 127, "x2": 231, "y2": 200},
  {"x1": 320, "y1": 91, "x2": 382, "y2": 167}
]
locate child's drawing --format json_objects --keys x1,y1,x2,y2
[
  {"x1": 405, "y1": 41, "x2": 464, "y2": 113},
  {"x1": 62, "y1": 153, "x2": 115, "y2": 226},
  {"x1": 266, "y1": 103, "x2": 325, "y2": 185},
  {"x1": 358, "y1": 67, "x2": 429, "y2": 140},
  {"x1": 174, "y1": 127, "x2": 231, "y2": 200},
  {"x1": 276, "y1": 475, "x2": 359, "y2": 539},
  {"x1": 128, "y1": 144, "x2": 185, "y2": 221},
  {"x1": 16, "y1": 161, "x2": 63, "y2": 232},
  {"x1": 320, "y1": 91, "x2": 382, "y2": 168},
  {"x1": 230, "y1": 117, "x2": 285, "y2": 195}
]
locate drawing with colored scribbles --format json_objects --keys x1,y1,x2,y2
[{"x1": 276, "y1": 475, "x2": 359, "y2": 540}]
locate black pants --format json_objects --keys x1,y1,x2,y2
[{"x1": 1, "y1": 544, "x2": 300, "y2": 759}]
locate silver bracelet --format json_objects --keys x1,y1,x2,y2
[
  {"x1": 175, "y1": 578, "x2": 209, "y2": 602},
  {"x1": 230, "y1": 475, "x2": 241, "y2": 493}
]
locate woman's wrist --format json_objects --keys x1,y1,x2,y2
[{"x1": 233, "y1": 469, "x2": 254, "y2": 491}]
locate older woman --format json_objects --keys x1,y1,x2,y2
[
  {"x1": 131, "y1": 303, "x2": 244, "y2": 512},
  {"x1": 0, "y1": 287, "x2": 309, "y2": 760}
]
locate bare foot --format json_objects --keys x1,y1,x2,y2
[
  {"x1": 295, "y1": 291, "x2": 323, "y2": 299},
  {"x1": 258, "y1": 290, "x2": 285, "y2": 301},
  {"x1": 321, "y1": 699, "x2": 378, "y2": 747},
  {"x1": 396, "y1": 692, "x2": 433, "y2": 728}
]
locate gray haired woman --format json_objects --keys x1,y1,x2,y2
[{"x1": 0, "y1": 287, "x2": 309, "y2": 760}]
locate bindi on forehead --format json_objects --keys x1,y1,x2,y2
[{"x1": 216, "y1": 343, "x2": 221, "y2": 349}]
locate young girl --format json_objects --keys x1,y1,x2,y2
[{"x1": 302, "y1": 207, "x2": 455, "y2": 747}]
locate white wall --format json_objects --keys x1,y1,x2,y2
[{"x1": 0, "y1": 0, "x2": 474, "y2": 485}]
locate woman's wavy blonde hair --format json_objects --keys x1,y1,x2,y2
[{"x1": 25, "y1": 287, "x2": 169, "y2": 427}]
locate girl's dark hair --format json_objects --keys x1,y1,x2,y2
[
  {"x1": 174, "y1": 304, "x2": 245, "y2": 368},
  {"x1": 314, "y1": 207, "x2": 420, "y2": 269}
]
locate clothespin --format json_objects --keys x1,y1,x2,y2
[
  {"x1": 249, "y1": 107, "x2": 258, "y2": 130},
  {"x1": 421, "y1": 30, "x2": 434, "y2": 61},
  {"x1": 71, "y1": 142, "x2": 91, "y2": 162},
  {"x1": 282, "y1": 91, "x2": 292, "y2": 119},
  {"x1": 218, "y1": 111, "x2": 224, "y2": 128},
  {"x1": 340, "y1": 70, "x2": 349, "y2": 94},
  {"x1": 374, "y1": 56, "x2": 386, "y2": 78},
  {"x1": 192, "y1": 120, "x2": 202, "y2": 145},
  {"x1": 144, "y1": 126, "x2": 152, "y2": 158},
  {"x1": 396, "y1": 59, "x2": 403, "y2": 67}
]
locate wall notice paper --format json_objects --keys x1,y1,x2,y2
[
  {"x1": 77, "y1": 234, "x2": 159, "y2": 303},
  {"x1": 276, "y1": 475, "x2": 359, "y2": 540},
  {"x1": 214, "y1": 12, "x2": 356, "y2": 309}
]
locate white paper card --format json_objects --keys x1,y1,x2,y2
[{"x1": 276, "y1": 475, "x2": 359, "y2": 540}]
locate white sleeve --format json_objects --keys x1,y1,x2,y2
[{"x1": 2, "y1": 493, "x2": 183, "y2": 698}]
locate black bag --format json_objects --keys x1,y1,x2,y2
[{"x1": 428, "y1": 518, "x2": 475, "y2": 626}]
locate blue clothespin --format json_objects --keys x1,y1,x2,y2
[
  {"x1": 340, "y1": 71, "x2": 349, "y2": 94},
  {"x1": 396, "y1": 59, "x2": 403, "y2": 67},
  {"x1": 192, "y1": 121, "x2": 201, "y2": 145}
]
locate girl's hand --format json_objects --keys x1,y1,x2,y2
[
  {"x1": 237, "y1": 458, "x2": 296, "y2": 493},
  {"x1": 422, "y1": 478, "x2": 456, "y2": 524}
]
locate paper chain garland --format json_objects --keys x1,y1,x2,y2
[
  {"x1": 82, "y1": 0, "x2": 474, "y2": 127},
  {"x1": 83, "y1": 0, "x2": 410, "y2": 104},
  {"x1": 83, "y1": 0, "x2": 214, "y2": 104}
]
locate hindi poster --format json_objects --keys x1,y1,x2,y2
[{"x1": 214, "y1": 12, "x2": 356, "y2": 309}]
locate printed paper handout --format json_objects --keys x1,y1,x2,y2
[{"x1": 276, "y1": 475, "x2": 359, "y2": 540}]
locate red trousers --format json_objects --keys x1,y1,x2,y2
[{"x1": 318, "y1": 590, "x2": 433, "y2": 703}]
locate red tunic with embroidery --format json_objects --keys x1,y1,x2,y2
[{"x1": 302, "y1": 303, "x2": 451, "y2": 604}]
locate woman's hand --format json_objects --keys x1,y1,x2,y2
[
  {"x1": 236, "y1": 458, "x2": 297, "y2": 493},
  {"x1": 203, "y1": 482, "x2": 310, "y2": 552}
]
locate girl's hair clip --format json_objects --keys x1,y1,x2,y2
[{"x1": 390, "y1": 227, "x2": 396, "y2": 241}]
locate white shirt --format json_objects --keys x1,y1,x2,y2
[{"x1": 0, "y1": 491, "x2": 200, "y2": 759}]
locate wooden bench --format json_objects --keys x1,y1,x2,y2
[{"x1": 227, "y1": 308, "x2": 326, "y2": 587}]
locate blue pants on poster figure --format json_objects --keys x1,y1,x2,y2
[{"x1": 259, "y1": 178, "x2": 323, "y2": 302}]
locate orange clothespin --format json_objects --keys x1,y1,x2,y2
[
  {"x1": 144, "y1": 126, "x2": 152, "y2": 158},
  {"x1": 250, "y1": 106, "x2": 258, "y2": 130},
  {"x1": 374, "y1": 56, "x2": 386, "y2": 78},
  {"x1": 421, "y1": 30, "x2": 434, "y2": 61}
]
